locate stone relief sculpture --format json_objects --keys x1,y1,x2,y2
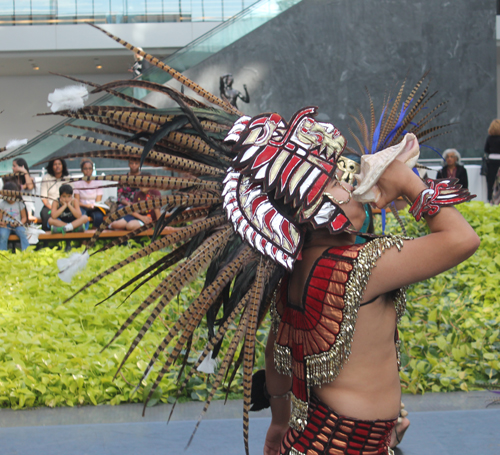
[{"x1": 220, "y1": 73, "x2": 250, "y2": 108}]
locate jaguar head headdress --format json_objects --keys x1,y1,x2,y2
[{"x1": 223, "y1": 106, "x2": 359, "y2": 270}]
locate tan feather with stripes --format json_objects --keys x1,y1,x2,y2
[
  {"x1": 0, "y1": 209, "x2": 24, "y2": 227},
  {"x1": 50, "y1": 72, "x2": 155, "y2": 109},
  {"x1": 241, "y1": 258, "x2": 268, "y2": 455},
  {"x1": 67, "y1": 175, "x2": 221, "y2": 192},
  {"x1": 89, "y1": 23, "x2": 240, "y2": 116},
  {"x1": 108, "y1": 227, "x2": 233, "y2": 377},
  {"x1": 91, "y1": 79, "x2": 209, "y2": 109},
  {"x1": 63, "y1": 215, "x2": 226, "y2": 303},
  {"x1": 141, "y1": 246, "x2": 256, "y2": 404}
]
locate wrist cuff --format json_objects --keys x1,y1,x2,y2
[{"x1": 409, "y1": 178, "x2": 475, "y2": 221}]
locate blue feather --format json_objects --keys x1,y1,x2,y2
[
  {"x1": 420, "y1": 144, "x2": 444, "y2": 160},
  {"x1": 381, "y1": 209, "x2": 386, "y2": 234},
  {"x1": 371, "y1": 106, "x2": 387, "y2": 154},
  {"x1": 381, "y1": 104, "x2": 411, "y2": 149}
]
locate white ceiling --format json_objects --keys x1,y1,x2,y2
[{"x1": 0, "y1": 48, "x2": 178, "y2": 76}]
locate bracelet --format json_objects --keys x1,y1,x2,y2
[{"x1": 409, "y1": 178, "x2": 475, "y2": 221}]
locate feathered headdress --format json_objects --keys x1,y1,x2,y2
[{"x1": 347, "y1": 74, "x2": 451, "y2": 232}]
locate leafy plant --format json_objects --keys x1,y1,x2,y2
[
  {"x1": 380, "y1": 202, "x2": 500, "y2": 393},
  {"x1": 0, "y1": 241, "x2": 266, "y2": 409},
  {"x1": 0, "y1": 202, "x2": 499, "y2": 410}
]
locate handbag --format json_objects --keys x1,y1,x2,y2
[{"x1": 480, "y1": 154, "x2": 489, "y2": 176}]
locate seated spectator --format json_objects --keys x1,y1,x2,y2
[
  {"x1": 73, "y1": 159, "x2": 104, "y2": 228},
  {"x1": 40, "y1": 158, "x2": 70, "y2": 231},
  {"x1": 436, "y1": 148, "x2": 468, "y2": 188},
  {"x1": 0, "y1": 181, "x2": 29, "y2": 251},
  {"x1": 12, "y1": 158, "x2": 37, "y2": 223},
  {"x1": 117, "y1": 158, "x2": 141, "y2": 208},
  {"x1": 48, "y1": 184, "x2": 89, "y2": 233},
  {"x1": 110, "y1": 177, "x2": 160, "y2": 231}
]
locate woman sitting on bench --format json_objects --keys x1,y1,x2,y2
[{"x1": 73, "y1": 159, "x2": 105, "y2": 229}]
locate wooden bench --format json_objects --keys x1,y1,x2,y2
[{"x1": 7, "y1": 227, "x2": 177, "y2": 250}]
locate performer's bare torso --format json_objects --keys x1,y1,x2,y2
[{"x1": 288, "y1": 236, "x2": 401, "y2": 422}]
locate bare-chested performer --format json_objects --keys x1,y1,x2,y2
[
  {"x1": 263, "y1": 158, "x2": 479, "y2": 455},
  {"x1": 46, "y1": 31, "x2": 477, "y2": 454}
]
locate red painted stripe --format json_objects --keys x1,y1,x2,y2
[
  {"x1": 264, "y1": 208, "x2": 276, "y2": 231},
  {"x1": 281, "y1": 155, "x2": 301, "y2": 190},
  {"x1": 252, "y1": 145, "x2": 278, "y2": 169},
  {"x1": 251, "y1": 195, "x2": 267, "y2": 214},
  {"x1": 250, "y1": 117, "x2": 268, "y2": 127},
  {"x1": 331, "y1": 213, "x2": 348, "y2": 231},
  {"x1": 306, "y1": 173, "x2": 328, "y2": 205},
  {"x1": 280, "y1": 220, "x2": 294, "y2": 248}
]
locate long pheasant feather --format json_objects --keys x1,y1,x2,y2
[
  {"x1": 167, "y1": 291, "x2": 252, "y2": 422},
  {"x1": 88, "y1": 23, "x2": 240, "y2": 116},
  {"x1": 241, "y1": 258, "x2": 267, "y2": 455},
  {"x1": 95, "y1": 244, "x2": 188, "y2": 306},
  {"x1": 91, "y1": 79, "x2": 209, "y2": 109},
  {"x1": 49, "y1": 72, "x2": 155, "y2": 109},
  {"x1": 100, "y1": 226, "x2": 231, "y2": 346},
  {"x1": 0, "y1": 209, "x2": 24, "y2": 227},
  {"x1": 110, "y1": 228, "x2": 234, "y2": 377},
  {"x1": 139, "y1": 247, "x2": 255, "y2": 405},
  {"x1": 90, "y1": 221, "x2": 155, "y2": 257},
  {"x1": 186, "y1": 308, "x2": 250, "y2": 448},
  {"x1": 66, "y1": 175, "x2": 221, "y2": 192},
  {"x1": 63, "y1": 215, "x2": 227, "y2": 303}
]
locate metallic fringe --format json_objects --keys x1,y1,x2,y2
[
  {"x1": 395, "y1": 339, "x2": 402, "y2": 371},
  {"x1": 270, "y1": 288, "x2": 281, "y2": 336},
  {"x1": 393, "y1": 287, "x2": 407, "y2": 323},
  {"x1": 290, "y1": 394, "x2": 309, "y2": 431},
  {"x1": 273, "y1": 343, "x2": 292, "y2": 376},
  {"x1": 305, "y1": 234, "x2": 411, "y2": 388}
]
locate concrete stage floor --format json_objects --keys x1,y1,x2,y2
[{"x1": 1, "y1": 391, "x2": 498, "y2": 455}]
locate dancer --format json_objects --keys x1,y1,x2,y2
[
  {"x1": 50, "y1": 25, "x2": 478, "y2": 455},
  {"x1": 264, "y1": 158, "x2": 478, "y2": 455}
]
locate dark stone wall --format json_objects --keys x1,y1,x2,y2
[{"x1": 168, "y1": 0, "x2": 496, "y2": 158}]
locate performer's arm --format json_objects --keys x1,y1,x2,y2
[
  {"x1": 264, "y1": 330, "x2": 291, "y2": 455},
  {"x1": 363, "y1": 160, "x2": 480, "y2": 300}
]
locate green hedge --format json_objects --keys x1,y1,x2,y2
[
  {"x1": 0, "y1": 201, "x2": 498, "y2": 410},
  {"x1": 0, "y1": 242, "x2": 261, "y2": 409},
  {"x1": 393, "y1": 202, "x2": 500, "y2": 393}
]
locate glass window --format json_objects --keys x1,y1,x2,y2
[
  {"x1": 222, "y1": 0, "x2": 244, "y2": 20},
  {"x1": 203, "y1": 0, "x2": 222, "y2": 21},
  {"x1": 14, "y1": 0, "x2": 33, "y2": 16},
  {"x1": 93, "y1": 0, "x2": 109, "y2": 19},
  {"x1": 110, "y1": 0, "x2": 126, "y2": 22},
  {"x1": 76, "y1": 0, "x2": 95, "y2": 18},
  {"x1": 1, "y1": 0, "x2": 255, "y2": 25}
]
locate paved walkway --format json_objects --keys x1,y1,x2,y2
[{"x1": 1, "y1": 392, "x2": 499, "y2": 455}]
